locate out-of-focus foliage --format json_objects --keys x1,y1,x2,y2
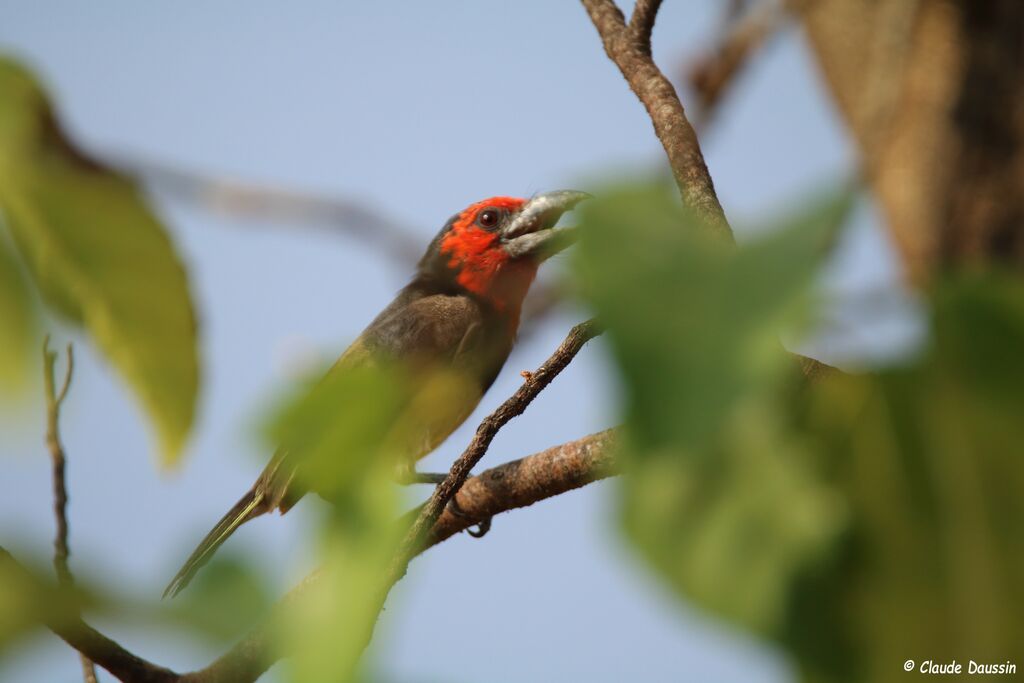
[
  {"x1": 261, "y1": 358, "x2": 475, "y2": 683},
  {"x1": 787, "y1": 274, "x2": 1024, "y2": 682},
  {"x1": 167, "y1": 554, "x2": 272, "y2": 644},
  {"x1": 0, "y1": 56, "x2": 198, "y2": 465},
  {"x1": 0, "y1": 551, "x2": 96, "y2": 659},
  {"x1": 0, "y1": 552, "x2": 43, "y2": 654},
  {"x1": 576, "y1": 184, "x2": 853, "y2": 631},
  {"x1": 576, "y1": 183, "x2": 1023, "y2": 682},
  {"x1": 0, "y1": 235, "x2": 36, "y2": 392}
]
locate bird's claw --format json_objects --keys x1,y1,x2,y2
[{"x1": 447, "y1": 496, "x2": 492, "y2": 538}]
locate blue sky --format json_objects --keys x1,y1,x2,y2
[{"x1": 0, "y1": 2, "x2": 909, "y2": 681}]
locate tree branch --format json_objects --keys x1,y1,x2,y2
[
  {"x1": 686, "y1": 0, "x2": 794, "y2": 128},
  {"x1": 376, "y1": 319, "x2": 604, "y2": 610},
  {"x1": 629, "y1": 0, "x2": 664, "y2": 53},
  {"x1": 3, "y1": 430, "x2": 618, "y2": 683},
  {"x1": 17, "y1": 319, "x2": 608, "y2": 683},
  {"x1": 187, "y1": 429, "x2": 619, "y2": 683},
  {"x1": 424, "y1": 429, "x2": 618, "y2": 547},
  {"x1": 42, "y1": 338, "x2": 98, "y2": 683},
  {"x1": 0, "y1": 546, "x2": 179, "y2": 683},
  {"x1": 581, "y1": 0, "x2": 732, "y2": 239},
  {"x1": 583, "y1": 0, "x2": 835, "y2": 379}
]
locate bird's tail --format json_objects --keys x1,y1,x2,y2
[{"x1": 162, "y1": 488, "x2": 266, "y2": 598}]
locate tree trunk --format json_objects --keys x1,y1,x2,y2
[{"x1": 797, "y1": 0, "x2": 1024, "y2": 281}]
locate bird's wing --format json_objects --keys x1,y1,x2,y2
[
  {"x1": 165, "y1": 295, "x2": 497, "y2": 598},
  {"x1": 359, "y1": 293, "x2": 506, "y2": 462},
  {"x1": 258, "y1": 293, "x2": 493, "y2": 507},
  {"x1": 361, "y1": 293, "x2": 489, "y2": 368}
]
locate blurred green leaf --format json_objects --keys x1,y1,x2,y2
[
  {"x1": 0, "y1": 551, "x2": 41, "y2": 653},
  {"x1": 788, "y1": 272, "x2": 1024, "y2": 682},
  {"x1": 0, "y1": 550, "x2": 98, "y2": 659},
  {"x1": 0, "y1": 234, "x2": 37, "y2": 394},
  {"x1": 264, "y1": 361, "x2": 409, "y2": 504},
  {"x1": 0, "y1": 57, "x2": 198, "y2": 464},
  {"x1": 167, "y1": 554, "x2": 272, "y2": 644},
  {"x1": 261, "y1": 357, "x2": 469, "y2": 683},
  {"x1": 576, "y1": 182, "x2": 1024, "y2": 682},
  {"x1": 575, "y1": 182, "x2": 853, "y2": 633}
]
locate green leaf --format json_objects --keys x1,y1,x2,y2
[
  {"x1": 574, "y1": 183, "x2": 853, "y2": 633},
  {"x1": 260, "y1": 357, "x2": 474, "y2": 683},
  {"x1": 576, "y1": 181, "x2": 1024, "y2": 682},
  {"x1": 787, "y1": 273, "x2": 1024, "y2": 682},
  {"x1": 0, "y1": 57, "x2": 198, "y2": 464},
  {"x1": 0, "y1": 233, "x2": 37, "y2": 394},
  {"x1": 166, "y1": 554, "x2": 272, "y2": 644}
]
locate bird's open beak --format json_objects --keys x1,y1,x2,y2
[{"x1": 501, "y1": 190, "x2": 591, "y2": 260}]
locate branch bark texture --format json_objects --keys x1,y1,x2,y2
[
  {"x1": 426, "y1": 429, "x2": 618, "y2": 547},
  {"x1": 581, "y1": 0, "x2": 732, "y2": 239}
]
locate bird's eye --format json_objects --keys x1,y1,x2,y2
[{"x1": 477, "y1": 209, "x2": 500, "y2": 229}]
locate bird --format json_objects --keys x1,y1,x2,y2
[{"x1": 163, "y1": 190, "x2": 589, "y2": 598}]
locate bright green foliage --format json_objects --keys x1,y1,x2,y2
[
  {"x1": 787, "y1": 273, "x2": 1024, "y2": 682},
  {"x1": 0, "y1": 551, "x2": 97, "y2": 659},
  {"x1": 262, "y1": 359, "x2": 464, "y2": 683},
  {"x1": 576, "y1": 183, "x2": 853, "y2": 633},
  {"x1": 168, "y1": 554, "x2": 272, "y2": 644},
  {"x1": 0, "y1": 552, "x2": 41, "y2": 654},
  {"x1": 0, "y1": 236, "x2": 36, "y2": 393},
  {"x1": 0, "y1": 57, "x2": 198, "y2": 465},
  {"x1": 576, "y1": 183, "x2": 1024, "y2": 681}
]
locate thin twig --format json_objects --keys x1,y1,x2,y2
[
  {"x1": 581, "y1": 0, "x2": 732, "y2": 239},
  {"x1": 686, "y1": 0, "x2": 793, "y2": 129},
  {"x1": 377, "y1": 319, "x2": 604, "y2": 607},
  {"x1": 42, "y1": 337, "x2": 98, "y2": 683}
]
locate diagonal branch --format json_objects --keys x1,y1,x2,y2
[
  {"x1": 42, "y1": 337, "x2": 98, "y2": 683},
  {"x1": 582, "y1": 0, "x2": 833, "y2": 379},
  {"x1": 376, "y1": 319, "x2": 604, "y2": 611},
  {"x1": 686, "y1": 0, "x2": 795, "y2": 128},
  {"x1": 629, "y1": 0, "x2": 664, "y2": 53},
  {"x1": 581, "y1": 0, "x2": 732, "y2": 239}
]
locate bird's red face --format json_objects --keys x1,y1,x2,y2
[
  {"x1": 436, "y1": 191, "x2": 588, "y2": 311},
  {"x1": 441, "y1": 196, "x2": 529, "y2": 309}
]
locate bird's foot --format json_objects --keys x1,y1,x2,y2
[{"x1": 447, "y1": 496, "x2": 492, "y2": 538}]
